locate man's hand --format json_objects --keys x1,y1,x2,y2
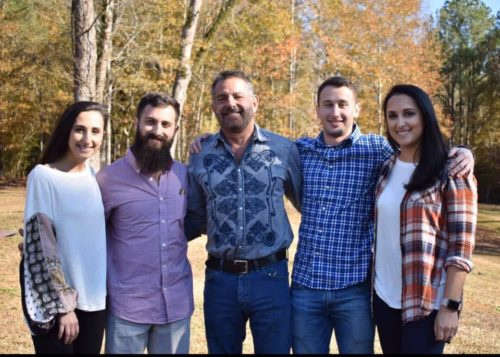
[
  {"x1": 448, "y1": 147, "x2": 474, "y2": 176},
  {"x1": 189, "y1": 133, "x2": 211, "y2": 154},
  {"x1": 58, "y1": 311, "x2": 79, "y2": 344}
]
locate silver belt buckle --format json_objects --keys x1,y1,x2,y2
[{"x1": 234, "y1": 260, "x2": 248, "y2": 274}]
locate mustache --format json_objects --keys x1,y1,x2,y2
[
  {"x1": 222, "y1": 106, "x2": 242, "y2": 115},
  {"x1": 146, "y1": 133, "x2": 167, "y2": 142}
]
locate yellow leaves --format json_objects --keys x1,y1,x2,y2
[{"x1": 314, "y1": 0, "x2": 442, "y2": 132}]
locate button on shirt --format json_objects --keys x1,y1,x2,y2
[
  {"x1": 96, "y1": 149, "x2": 193, "y2": 324},
  {"x1": 292, "y1": 125, "x2": 393, "y2": 290},
  {"x1": 185, "y1": 124, "x2": 302, "y2": 260}
]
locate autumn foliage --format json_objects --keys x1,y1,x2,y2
[{"x1": 0, "y1": 0, "x2": 498, "y2": 201}]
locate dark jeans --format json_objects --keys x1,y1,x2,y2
[
  {"x1": 31, "y1": 308, "x2": 106, "y2": 354},
  {"x1": 203, "y1": 260, "x2": 291, "y2": 354},
  {"x1": 373, "y1": 292, "x2": 445, "y2": 354}
]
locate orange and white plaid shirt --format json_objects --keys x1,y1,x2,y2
[{"x1": 373, "y1": 154, "x2": 477, "y2": 324}]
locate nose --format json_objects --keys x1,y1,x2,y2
[
  {"x1": 395, "y1": 116, "x2": 406, "y2": 127},
  {"x1": 227, "y1": 95, "x2": 237, "y2": 107},
  {"x1": 151, "y1": 123, "x2": 163, "y2": 135},
  {"x1": 330, "y1": 104, "x2": 340, "y2": 118},
  {"x1": 82, "y1": 131, "x2": 92, "y2": 144}
]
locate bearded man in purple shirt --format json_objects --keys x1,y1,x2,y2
[{"x1": 96, "y1": 93, "x2": 193, "y2": 354}]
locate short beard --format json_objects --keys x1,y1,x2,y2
[
  {"x1": 218, "y1": 106, "x2": 253, "y2": 133},
  {"x1": 131, "y1": 131, "x2": 173, "y2": 173}
]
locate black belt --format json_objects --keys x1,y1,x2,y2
[{"x1": 206, "y1": 249, "x2": 288, "y2": 274}]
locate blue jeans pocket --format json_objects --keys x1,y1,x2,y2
[{"x1": 257, "y1": 260, "x2": 288, "y2": 280}]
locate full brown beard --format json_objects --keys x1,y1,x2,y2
[{"x1": 131, "y1": 131, "x2": 173, "y2": 173}]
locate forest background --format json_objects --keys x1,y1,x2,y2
[{"x1": 0, "y1": 0, "x2": 499, "y2": 202}]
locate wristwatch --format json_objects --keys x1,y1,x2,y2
[{"x1": 441, "y1": 298, "x2": 462, "y2": 311}]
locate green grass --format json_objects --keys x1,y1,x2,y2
[{"x1": 478, "y1": 204, "x2": 500, "y2": 235}]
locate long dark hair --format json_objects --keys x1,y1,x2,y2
[
  {"x1": 383, "y1": 84, "x2": 449, "y2": 192},
  {"x1": 40, "y1": 101, "x2": 107, "y2": 165}
]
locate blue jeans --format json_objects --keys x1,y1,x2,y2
[
  {"x1": 105, "y1": 313, "x2": 190, "y2": 354},
  {"x1": 291, "y1": 280, "x2": 375, "y2": 354},
  {"x1": 203, "y1": 260, "x2": 291, "y2": 354},
  {"x1": 373, "y1": 292, "x2": 445, "y2": 354}
]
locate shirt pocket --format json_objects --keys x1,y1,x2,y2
[
  {"x1": 408, "y1": 187, "x2": 443, "y2": 239},
  {"x1": 411, "y1": 186, "x2": 441, "y2": 206},
  {"x1": 165, "y1": 194, "x2": 187, "y2": 221}
]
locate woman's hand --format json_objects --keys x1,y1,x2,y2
[
  {"x1": 58, "y1": 311, "x2": 79, "y2": 344},
  {"x1": 434, "y1": 307, "x2": 459, "y2": 342}
]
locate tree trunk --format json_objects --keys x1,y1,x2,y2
[
  {"x1": 103, "y1": 82, "x2": 113, "y2": 166},
  {"x1": 194, "y1": 74, "x2": 206, "y2": 135},
  {"x1": 171, "y1": 0, "x2": 203, "y2": 159},
  {"x1": 72, "y1": 0, "x2": 101, "y2": 170},
  {"x1": 96, "y1": 0, "x2": 116, "y2": 167},
  {"x1": 96, "y1": 0, "x2": 114, "y2": 103},
  {"x1": 72, "y1": 0, "x2": 97, "y2": 101}
]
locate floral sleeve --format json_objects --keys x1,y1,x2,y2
[{"x1": 22, "y1": 212, "x2": 77, "y2": 334}]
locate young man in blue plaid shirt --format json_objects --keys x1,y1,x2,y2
[{"x1": 291, "y1": 76, "x2": 473, "y2": 354}]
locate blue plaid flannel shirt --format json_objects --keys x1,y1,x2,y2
[{"x1": 292, "y1": 124, "x2": 393, "y2": 290}]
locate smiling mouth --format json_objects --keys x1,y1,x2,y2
[{"x1": 224, "y1": 112, "x2": 241, "y2": 118}]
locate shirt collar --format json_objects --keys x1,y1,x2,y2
[
  {"x1": 125, "y1": 148, "x2": 174, "y2": 174},
  {"x1": 315, "y1": 123, "x2": 361, "y2": 148},
  {"x1": 213, "y1": 123, "x2": 270, "y2": 148}
]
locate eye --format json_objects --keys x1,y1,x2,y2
[{"x1": 92, "y1": 128, "x2": 102, "y2": 134}]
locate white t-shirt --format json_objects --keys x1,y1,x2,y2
[
  {"x1": 24, "y1": 164, "x2": 106, "y2": 312},
  {"x1": 375, "y1": 159, "x2": 415, "y2": 309}
]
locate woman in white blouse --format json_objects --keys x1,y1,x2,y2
[{"x1": 21, "y1": 102, "x2": 107, "y2": 354}]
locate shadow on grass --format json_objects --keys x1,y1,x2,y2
[{"x1": 0, "y1": 180, "x2": 25, "y2": 190}]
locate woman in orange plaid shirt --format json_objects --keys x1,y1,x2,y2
[{"x1": 373, "y1": 84, "x2": 477, "y2": 354}]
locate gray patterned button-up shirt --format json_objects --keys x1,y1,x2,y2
[{"x1": 185, "y1": 124, "x2": 302, "y2": 260}]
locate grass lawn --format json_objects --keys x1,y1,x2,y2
[{"x1": 1, "y1": 184, "x2": 499, "y2": 353}]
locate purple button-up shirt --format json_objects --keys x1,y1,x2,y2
[{"x1": 96, "y1": 149, "x2": 193, "y2": 324}]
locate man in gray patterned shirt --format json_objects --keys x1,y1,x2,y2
[{"x1": 185, "y1": 70, "x2": 302, "y2": 354}]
